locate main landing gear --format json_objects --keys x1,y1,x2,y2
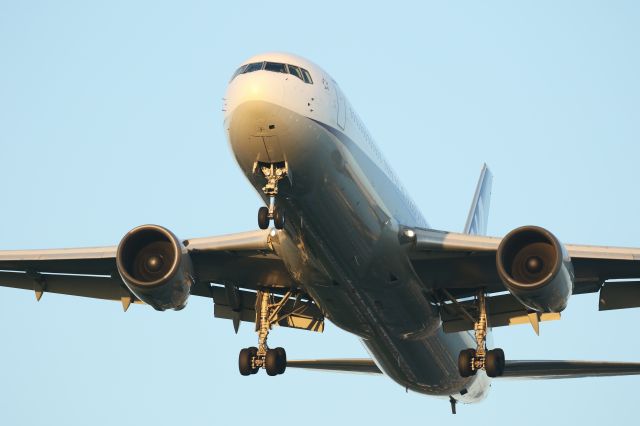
[
  {"x1": 238, "y1": 289, "x2": 289, "y2": 377},
  {"x1": 458, "y1": 291, "x2": 506, "y2": 378},
  {"x1": 257, "y1": 163, "x2": 287, "y2": 230}
]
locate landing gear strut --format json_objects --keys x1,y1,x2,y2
[
  {"x1": 257, "y1": 163, "x2": 287, "y2": 230},
  {"x1": 458, "y1": 291, "x2": 505, "y2": 378},
  {"x1": 238, "y1": 289, "x2": 289, "y2": 376}
]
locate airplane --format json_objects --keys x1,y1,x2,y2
[{"x1": 2, "y1": 51, "x2": 640, "y2": 413}]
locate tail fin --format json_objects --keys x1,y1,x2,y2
[{"x1": 463, "y1": 164, "x2": 493, "y2": 236}]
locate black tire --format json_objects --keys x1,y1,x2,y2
[
  {"x1": 238, "y1": 348, "x2": 253, "y2": 376},
  {"x1": 248, "y1": 347, "x2": 259, "y2": 374},
  {"x1": 265, "y1": 349, "x2": 280, "y2": 376},
  {"x1": 458, "y1": 349, "x2": 477, "y2": 378},
  {"x1": 273, "y1": 207, "x2": 285, "y2": 230},
  {"x1": 258, "y1": 207, "x2": 270, "y2": 229},
  {"x1": 275, "y1": 347, "x2": 287, "y2": 375},
  {"x1": 485, "y1": 348, "x2": 505, "y2": 377}
]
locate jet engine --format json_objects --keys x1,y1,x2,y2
[
  {"x1": 116, "y1": 225, "x2": 193, "y2": 311},
  {"x1": 496, "y1": 226, "x2": 574, "y2": 313}
]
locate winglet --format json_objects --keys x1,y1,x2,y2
[{"x1": 463, "y1": 164, "x2": 493, "y2": 236}]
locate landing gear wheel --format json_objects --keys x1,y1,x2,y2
[
  {"x1": 273, "y1": 207, "x2": 285, "y2": 230},
  {"x1": 458, "y1": 348, "x2": 477, "y2": 378},
  {"x1": 275, "y1": 347, "x2": 287, "y2": 374},
  {"x1": 238, "y1": 348, "x2": 253, "y2": 376},
  {"x1": 265, "y1": 349, "x2": 281, "y2": 376},
  {"x1": 248, "y1": 346, "x2": 259, "y2": 374},
  {"x1": 485, "y1": 348, "x2": 505, "y2": 377},
  {"x1": 258, "y1": 207, "x2": 270, "y2": 230}
]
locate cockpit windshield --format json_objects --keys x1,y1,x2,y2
[
  {"x1": 230, "y1": 61, "x2": 313, "y2": 84},
  {"x1": 264, "y1": 62, "x2": 287, "y2": 73}
]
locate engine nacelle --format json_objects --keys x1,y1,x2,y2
[
  {"x1": 496, "y1": 226, "x2": 574, "y2": 313},
  {"x1": 116, "y1": 225, "x2": 193, "y2": 311}
]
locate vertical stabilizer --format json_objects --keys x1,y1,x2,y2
[{"x1": 463, "y1": 164, "x2": 493, "y2": 236}]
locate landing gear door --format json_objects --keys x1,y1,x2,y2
[{"x1": 337, "y1": 89, "x2": 346, "y2": 130}]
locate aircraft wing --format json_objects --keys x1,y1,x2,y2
[
  {"x1": 408, "y1": 227, "x2": 640, "y2": 331},
  {"x1": 286, "y1": 358, "x2": 640, "y2": 380},
  {"x1": 0, "y1": 229, "x2": 316, "y2": 331},
  {"x1": 410, "y1": 227, "x2": 640, "y2": 292}
]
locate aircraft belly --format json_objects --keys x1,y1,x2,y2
[
  {"x1": 362, "y1": 332, "x2": 489, "y2": 400},
  {"x1": 228, "y1": 101, "x2": 488, "y2": 401}
]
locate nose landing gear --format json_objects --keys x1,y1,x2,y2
[
  {"x1": 458, "y1": 291, "x2": 506, "y2": 378},
  {"x1": 256, "y1": 162, "x2": 287, "y2": 230},
  {"x1": 257, "y1": 202, "x2": 285, "y2": 230},
  {"x1": 238, "y1": 289, "x2": 289, "y2": 376}
]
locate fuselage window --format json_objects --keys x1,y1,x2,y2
[
  {"x1": 243, "y1": 62, "x2": 264, "y2": 74},
  {"x1": 301, "y1": 68, "x2": 313, "y2": 84},
  {"x1": 264, "y1": 62, "x2": 287, "y2": 73},
  {"x1": 287, "y1": 64, "x2": 304, "y2": 81}
]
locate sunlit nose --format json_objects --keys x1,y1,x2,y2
[{"x1": 224, "y1": 72, "x2": 285, "y2": 121}]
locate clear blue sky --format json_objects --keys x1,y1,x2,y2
[{"x1": 1, "y1": 1, "x2": 639, "y2": 424}]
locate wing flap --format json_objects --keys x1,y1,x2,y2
[
  {"x1": 440, "y1": 293, "x2": 560, "y2": 333},
  {"x1": 210, "y1": 285, "x2": 324, "y2": 332},
  {"x1": 598, "y1": 281, "x2": 640, "y2": 311}
]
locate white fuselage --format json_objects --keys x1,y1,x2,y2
[{"x1": 223, "y1": 52, "x2": 490, "y2": 403}]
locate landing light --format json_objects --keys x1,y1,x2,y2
[{"x1": 400, "y1": 228, "x2": 417, "y2": 244}]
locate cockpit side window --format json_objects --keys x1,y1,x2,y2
[
  {"x1": 230, "y1": 65, "x2": 247, "y2": 81},
  {"x1": 285, "y1": 64, "x2": 313, "y2": 84},
  {"x1": 264, "y1": 62, "x2": 287, "y2": 73},
  {"x1": 301, "y1": 68, "x2": 313, "y2": 84},
  {"x1": 287, "y1": 64, "x2": 304, "y2": 81}
]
